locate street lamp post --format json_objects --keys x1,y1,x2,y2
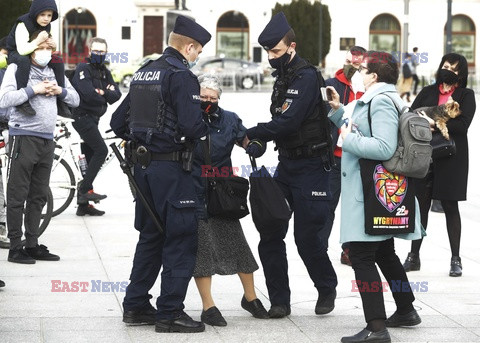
[
  {"x1": 446, "y1": 0, "x2": 452, "y2": 53},
  {"x1": 403, "y1": 0, "x2": 409, "y2": 55},
  {"x1": 318, "y1": 0, "x2": 322, "y2": 67}
]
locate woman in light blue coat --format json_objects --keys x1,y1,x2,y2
[{"x1": 328, "y1": 51, "x2": 423, "y2": 343}]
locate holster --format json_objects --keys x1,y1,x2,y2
[{"x1": 128, "y1": 142, "x2": 151, "y2": 169}]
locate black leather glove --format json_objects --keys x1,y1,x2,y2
[{"x1": 246, "y1": 139, "x2": 267, "y2": 158}]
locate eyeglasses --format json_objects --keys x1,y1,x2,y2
[
  {"x1": 200, "y1": 95, "x2": 219, "y2": 102},
  {"x1": 91, "y1": 50, "x2": 107, "y2": 55}
]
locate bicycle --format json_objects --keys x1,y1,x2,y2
[
  {"x1": 0, "y1": 133, "x2": 53, "y2": 249},
  {"x1": 49, "y1": 118, "x2": 125, "y2": 217}
]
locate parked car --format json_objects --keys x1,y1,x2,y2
[
  {"x1": 192, "y1": 57, "x2": 265, "y2": 89},
  {"x1": 110, "y1": 53, "x2": 161, "y2": 88}
]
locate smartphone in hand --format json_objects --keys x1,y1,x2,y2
[{"x1": 321, "y1": 87, "x2": 333, "y2": 101}]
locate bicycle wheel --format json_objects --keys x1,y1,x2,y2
[{"x1": 49, "y1": 154, "x2": 76, "y2": 217}]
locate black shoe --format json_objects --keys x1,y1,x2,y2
[
  {"x1": 241, "y1": 296, "x2": 269, "y2": 319},
  {"x1": 268, "y1": 305, "x2": 291, "y2": 318},
  {"x1": 449, "y1": 256, "x2": 462, "y2": 277},
  {"x1": 78, "y1": 190, "x2": 107, "y2": 204},
  {"x1": 123, "y1": 306, "x2": 156, "y2": 325},
  {"x1": 77, "y1": 204, "x2": 105, "y2": 216},
  {"x1": 8, "y1": 247, "x2": 36, "y2": 264},
  {"x1": 403, "y1": 252, "x2": 421, "y2": 272},
  {"x1": 200, "y1": 306, "x2": 227, "y2": 326},
  {"x1": 315, "y1": 289, "x2": 336, "y2": 315},
  {"x1": 0, "y1": 279, "x2": 5, "y2": 287},
  {"x1": 57, "y1": 100, "x2": 72, "y2": 118},
  {"x1": 341, "y1": 328, "x2": 391, "y2": 343},
  {"x1": 155, "y1": 312, "x2": 205, "y2": 333},
  {"x1": 385, "y1": 309, "x2": 421, "y2": 327},
  {"x1": 25, "y1": 244, "x2": 60, "y2": 261},
  {"x1": 17, "y1": 101, "x2": 36, "y2": 116}
]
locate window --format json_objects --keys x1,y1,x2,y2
[
  {"x1": 216, "y1": 11, "x2": 249, "y2": 60},
  {"x1": 122, "y1": 26, "x2": 131, "y2": 40},
  {"x1": 63, "y1": 9, "x2": 96, "y2": 65},
  {"x1": 445, "y1": 15, "x2": 475, "y2": 65},
  {"x1": 369, "y1": 14, "x2": 401, "y2": 53}
]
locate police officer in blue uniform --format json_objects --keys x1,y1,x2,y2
[
  {"x1": 110, "y1": 16, "x2": 211, "y2": 333},
  {"x1": 245, "y1": 12, "x2": 338, "y2": 318}
]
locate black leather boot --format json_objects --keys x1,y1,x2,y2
[
  {"x1": 449, "y1": 256, "x2": 462, "y2": 277},
  {"x1": 403, "y1": 252, "x2": 420, "y2": 272}
]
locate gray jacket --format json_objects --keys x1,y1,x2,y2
[{"x1": 0, "y1": 63, "x2": 80, "y2": 139}]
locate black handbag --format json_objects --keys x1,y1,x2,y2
[
  {"x1": 430, "y1": 131, "x2": 456, "y2": 159},
  {"x1": 359, "y1": 159, "x2": 416, "y2": 235},
  {"x1": 202, "y1": 139, "x2": 250, "y2": 219},
  {"x1": 248, "y1": 156, "x2": 292, "y2": 235}
]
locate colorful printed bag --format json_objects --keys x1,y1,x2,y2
[{"x1": 359, "y1": 159, "x2": 415, "y2": 235}]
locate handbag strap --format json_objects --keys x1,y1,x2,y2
[
  {"x1": 249, "y1": 155, "x2": 258, "y2": 172},
  {"x1": 201, "y1": 135, "x2": 212, "y2": 167},
  {"x1": 366, "y1": 92, "x2": 404, "y2": 136}
]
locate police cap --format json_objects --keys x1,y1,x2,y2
[
  {"x1": 258, "y1": 12, "x2": 291, "y2": 50},
  {"x1": 173, "y1": 15, "x2": 211, "y2": 47}
]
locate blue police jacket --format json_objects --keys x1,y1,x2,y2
[
  {"x1": 191, "y1": 108, "x2": 246, "y2": 219},
  {"x1": 246, "y1": 54, "x2": 321, "y2": 142},
  {"x1": 71, "y1": 60, "x2": 122, "y2": 117},
  {"x1": 110, "y1": 47, "x2": 207, "y2": 153}
]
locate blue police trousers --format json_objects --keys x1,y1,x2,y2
[
  {"x1": 258, "y1": 156, "x2": 338, "y2": 307},
  {"x1": 123, "y1": 160, "x2": 198, "y2": 319}
]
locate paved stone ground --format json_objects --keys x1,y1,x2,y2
[{"x1": 1, "y1": 92, "x2": 479, "y2": 342}]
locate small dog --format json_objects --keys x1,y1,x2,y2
[{"x1": 414, "y1": 97, "x2": 461, "y2": 140}]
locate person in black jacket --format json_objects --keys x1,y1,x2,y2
[
  {"x1": 71, "y1": 37, "x2": 122, "y2": 216},
  {"x1": 110, "y1": 15, "x2": 211, "y2": 333},
  {"x1": 245, "y1": 12, "x2": 337, "y2": 319},
  {"x1": 402, "y1": 53, "x2": 476, "y2": 277}
]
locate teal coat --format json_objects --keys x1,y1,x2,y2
[{"x1": 329, "y1": 83, "x2": 423, "y2": 243}]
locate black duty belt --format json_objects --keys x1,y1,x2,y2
[
  {"x1": 151, "y1": 151, "x2": 182, "y2": 161},
  {"x1": 278, "y1": 145, "x2": 325, "y2": 160}
]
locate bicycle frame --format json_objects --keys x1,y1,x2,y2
[{"x1": 50, "y1": 118, "x2": 124, "y2": 216}]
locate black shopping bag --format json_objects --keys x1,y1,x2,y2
[
  {"x1": 359, "y1": 159, "x2": 415, "y2": 235},
  {"x1": 248, "y1": 156, "x2": 291, "y2": 235}
]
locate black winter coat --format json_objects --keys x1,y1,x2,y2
[
  {"x1": 71, "y1": 61, "x2": 121, "y2": 117},
  {"x1": 411, "y1": 84, "x2": 476, "y2": 200}
]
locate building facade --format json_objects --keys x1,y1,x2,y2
[{"x1": 50, "y1": 0, "x2": 480, "y2": 80}]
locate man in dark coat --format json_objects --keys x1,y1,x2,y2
[
  {"x1": 110, "y1": 15, "x2": 211, "y2": 333},
  {"x1": 245, "y1": 12, "x2": 337, "y2": 319},
  {"x1": 71, "y1": 37, "x2": 122, "y2": 216}
]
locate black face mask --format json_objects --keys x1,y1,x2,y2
[
  {"x1": 91, "y1": 52, "x2": 106, "y2": 64},
  {"x1": 201, "y1": 101, "x2": 218, "y2": 115},
  {"x1": 269, "y1": 50, "x2": 291, "y2": 70},
  {"x1": 438, "y1": 69, "x2": 459, "y2": 85},
  {"x1": 343, "y1": 64, "x2": 357, "y2": 81}
]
